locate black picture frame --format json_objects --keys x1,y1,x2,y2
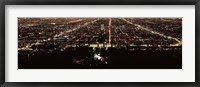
[{"x1": 0, "y1": 0, "x2": 200, "y2": 87}]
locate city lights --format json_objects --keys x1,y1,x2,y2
[{"x1": 18, "y1": 18, "x2": 182, "y2": 69}]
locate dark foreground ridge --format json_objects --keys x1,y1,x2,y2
[{"x1": 18, "y1": 46, "x2": 182, "y2": 69}]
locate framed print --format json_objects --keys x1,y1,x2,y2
[{"x1": 0, "y1": 0, "x2": 200, "y2": 87}]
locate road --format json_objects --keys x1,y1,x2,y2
[
  {"x1": 108, "y1": 18, "x2": 112, "y2": 45},
  {"x1": 54, "y1": 19, "x2": 100, "y2": 38},
  {"x1": 121, "y1": 18, "x2": 182, "y2": 46}
]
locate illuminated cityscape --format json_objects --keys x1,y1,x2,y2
[{"x1": 18, "y1": 18, "x2": 182, "y2": 69}]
